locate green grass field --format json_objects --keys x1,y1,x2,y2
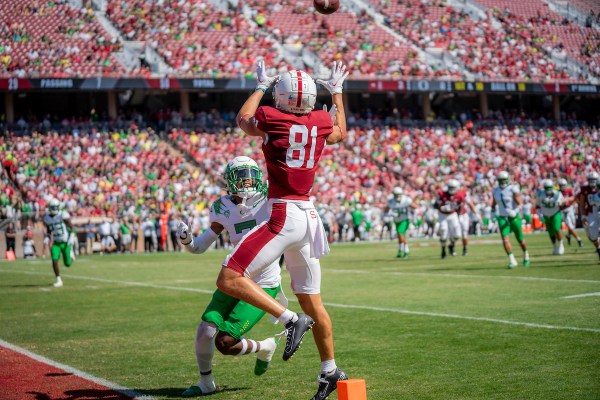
[{"x1": 1, "y1": 233, "x2": 599, "y2": 400}]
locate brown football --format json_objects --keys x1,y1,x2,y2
[{"x1": 314, "y1": 0, "x2": 340, "y2": 14}]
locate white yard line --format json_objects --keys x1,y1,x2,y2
[
  {"x1": 2, "y1": 269, "x2": 599, "y2": 333},
  {"x1": 326, "y1": 268, "x2": 600, "y2": 284},
  {"x1": 561, "y1": 292, "x2": 600, "y2": 299},
  {"x1": 0, "y1": 338, "x2": 155, "y2": 400}
]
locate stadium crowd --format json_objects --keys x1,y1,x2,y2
[{"x1": 1, "y1": 0, "x2": 597, "y2": 82}]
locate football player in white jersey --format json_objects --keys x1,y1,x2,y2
[
  {"x1": 588, "y1": 179, "x2": 600, "y2": 261},
  {"x1": 557, "y1": 178, "x2": 582, "y2": 247},
  {"x1": 43, "y1": 198, "x2": 75, "y2": 287},
  {"x1": 535, "y1": 180, "x2": 565, "y2": 255},
  {"x1": 491, "y1": 171, "x2": 530, "y2": 268},
  {"x1": 177, "y1": 157, "x2": 282, "y2": 397},
  {"x1": 386, "y1": 187, "x2": 418, "y2": 258}
]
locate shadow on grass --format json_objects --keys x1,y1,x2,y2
[
  {"x1": 135, "y1": 386, "x2": 249, "y2": 398},
  {"x1": 6, "y1": 284, "x2": 55, "y2": 288}
]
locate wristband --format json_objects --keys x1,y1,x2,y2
[{"x1": 256, "y1": 87, "x2": 266, "y2": 93}]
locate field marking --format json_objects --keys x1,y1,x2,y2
[
  {"x1": 2, "y1": 269, "x2": 599, "y2": 333},
  {"x1": 0, "y1": 338, "x2": 155, "y2": 399},
  {"x1": 561, "y1": 292, "x2": 600, "y2": 299},
  {"x1": 326, "y1": 268, "x2": 600, "y2": 284}
]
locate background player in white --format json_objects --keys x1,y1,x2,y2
[
  {"x1": 386, "y1": 187, "x2": 418, "y2": 258},
  {"x1": 587, "y1": 178, "x2": 600, "y2": 261},
  {"x1": 177, "y1": 156, "x2": 281, "y2": 397},
  {"x1": 557, "y1": 178, "x2": 582, "y2": 247},
  {"x1": 492, "y1": 171, "x2": 530, "y2": 268},
  {"x1": 457, "y1": 187, "x2": 480, "y2": 256},
  {"x1": 576, "y1": 172, "x2": 599, "y2": 257},
  {"x1": 216, "y1": 61, "x2": 349, "y2": 400},
  {"x1": 535, "y1": 179, "x2": 565, "y2": 255},
  {"x1": 43, "y1": 198, "x2": 76, "y2": 287}
]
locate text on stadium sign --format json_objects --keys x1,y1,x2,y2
[
  {"x1": 193, "y1": 79, "x2": 215, "y2": 88},
  {"x1": 40, "y1": 79, "x2": 74, "y2": 88}
]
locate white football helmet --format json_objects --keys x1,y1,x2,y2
[
  {"x1": 392, "y1": 187, "x2": 403, "y2": 199},
  {"x1": 447, "y1": 179, "x2": 460, "y2": 195},
  {"x1": 557, "y1": 178, "x2": 568, "y2": 189},
  {"x1": 48, "y1": 198, "x2": 60, "y2": 216},
  {"x1": 224, "y1": 156, "x2": 264, "y2": 199},
  {"x1": 587, "y1": 171, "x2": 599, "y2": 186},
  {"x1": 273, "y1": 70, "x2": 317, "y2": 114},
  {"x1": 542, "y1": 179, "x2": 554, "y2": 195},
  {"x1": 497, "y1": 171, "x2": 510, "y2": 189}
]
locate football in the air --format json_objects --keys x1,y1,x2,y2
[{"x1": 314, "y1": 0, "x2": 340, "y2": 14}]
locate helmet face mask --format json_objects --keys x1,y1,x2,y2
[
  {"x1": 588, "y1": 173, "x2": 599, "y2": 188},
  {"x1": 392, "y1": 187, "x2": 403, "y2": 199},
  {"x1": 447, "y1": 179, "x2": 459, "y2": 195},
  {"x1": 273, "y1": 70, "x2": 317, "y2": 114},
  {"x1": 497, "y1": 171, "x2": 510, "y2": 189},
  {"x1": 543, "y1": 180, "x2": 554, "y2": 196},
  {"x1": 48, "y1": 199, "x2": 60, "y2": 216},
  {"x1": 558, "y1": 178, "x2": 567, "y2": 190},
  {"x1": 225, "y1": 156, "x2": 264, "y2": 199}
]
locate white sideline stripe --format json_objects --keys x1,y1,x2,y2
[
  {"x1": 327, "y1": 268, "x2": 600, "y2": 284},
  {"x1": 2, "y1": 270, "x2": 599, "y2": 333},
  {"x1": 0, "y1": 270, "x2": 214, "y2": 294},
  {"x1": 322, "y1": 303, "x2": 600, "y2": 333},
  {"x1": 561, "y1": 292, "x2": 600, "y2": 299},
  {"x1": 0, "y1": 338, "x2": 155, "y2": 400}
]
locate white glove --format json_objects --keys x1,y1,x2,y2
[
  {"x1": 177, "y1": 221, "x2": 193, "y2": 245},
  {"x1": 322, "y1": 104, "x2": 337, "y2": 123},
  {"x1": 316, "y1": 61, "x2": 349, "y2": 95},
  {"x1": 506, "y1": 209, "x2": 517, "y2": 218},
  {"x1": 256, "y1": 60, "x2": 278, "y2": 92},
  {"x1": 68, "y1": 233, "x2": 76, "y2": 246},
  {"x1": 43, "y1": 237, "x2": 50, "y2": 246}
]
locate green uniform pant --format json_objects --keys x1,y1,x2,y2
[
  {"x1": 543, "y1": 212, "x2": 562, "y2": 238},
  {"x1": 498, "y1": 215, "x2": 524, "y2": 243},
  {"x1": 395, "y1": 220, "x2": 410, "y2": 235},
  {"x1": 202, "y1": 286, "x2": 280, "y2": 340},
  {"x1": 51, "y1": 242, "x2": 73, "y2": 266}
]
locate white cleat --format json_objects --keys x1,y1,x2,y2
[
  {"x1": 507, "y1": 260, "x2": 518, "y2": 269},
  {"x1": 53, "y1": 280, "x2": 63, "y2": 288},
  {"x1": 558, "y1": 242, "x2": 565, "y2": 255}
]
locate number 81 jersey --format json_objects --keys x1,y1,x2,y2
[{"x1": 254, "y1": 105, "x2": 333, "y2": 201}]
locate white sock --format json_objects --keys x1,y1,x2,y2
[
  {"x1": 524, "y1": 251, "x2": 529, "y2": 260},
  {"x1": 399, "y1": 243, "x2": 404, "y2": 252},
  {"x1": 321, "y1": 359, "x2": 337, "y2": 375},
  {"x1": 56, "y1": 277, "x2": 62, "y2": 283},
  {"x1": 195, "y1": 322, "x2": 216, "y2": 379},
  {"x1": 200, "y1": 371, "x2": 214, "y2": 390},
  {"x1": 509, "y1": 254, "x2": 517, "y2": 263},
  {"x1": 278, "y1": 309, "x2": 297, "y2": 325},
  {"x1": 257, "y1": 338, "x2": 277, "y2": 361},
  {"x1": 405, "y1": 244, "x2": 410, "y2": 254}
]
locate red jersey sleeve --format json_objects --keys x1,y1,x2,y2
[{"x1": 254, "y1": 106, "x2": 268, "y2": 132}]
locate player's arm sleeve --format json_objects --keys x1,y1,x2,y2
[
  {"x1": 253, "y1": 106, "x2": 268, "y2": 132},
  {"x1": 185, "y1": 228, "x2": 219, "y2": 254}
]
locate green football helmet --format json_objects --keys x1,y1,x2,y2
[{"x1": 224, "y1": 156, "x2": 265, "y2": 198}]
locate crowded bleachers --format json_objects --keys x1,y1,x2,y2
[
  {"x1": 0, "y1": 0, "x2": 125, "y2": 77},
  {"x1": 105, "y1": 0, "x2": 285, "y2": 77}
]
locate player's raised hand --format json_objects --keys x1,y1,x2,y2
[
  {"x1": 177, "y1": 220, "x2": 193, "y2": 245},
  {"x1": 316, "y1": 61, "x2": 349, "y2": 95},
  {"x1": 256, "y1": 60, "x2": 278, "y2": 92}
]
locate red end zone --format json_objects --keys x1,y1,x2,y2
[{"x1": 0, "y1": 344, "x2": 136, "y2": 400}]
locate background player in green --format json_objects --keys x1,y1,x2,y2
[
  {"x1": 491, "y1": 171, "x2": 530, "y2": 269},
  {"x1": 534, "y1": 179, "x2": 565, "y2": 255},
  {"x1": 43, "y1": 198, "x2": 76, "y2": 287},
  {"x1": 176, "y1": 156, "x2": 281, "y2": 397},
  {"x1": 386, "y1": 187, "x2": 418, "y2": 258},
  {"x1": 350, "y1": 203, "x2": 364, "y2": 241}
]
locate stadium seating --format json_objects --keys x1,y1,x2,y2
[{"x1": 0, "y1": 0, "x2": 125, "y2": 77}]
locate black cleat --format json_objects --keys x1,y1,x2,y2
[
  {"x1": 282, "y1": 313, "x2": 314, "y2": 361},
  {"x1": 312, "y1": 368, "x2": 348, "y2": 400},
  {"x1": 441, "y1": 247, "x2": 446, "y2": 259},
  {"x1": 449, "y1": 244, "x2": 456, "y2": 256},
  {"x1": 566, "y1": 235, "x2": 571, "y2": 246},
  {"x1": 462, "y1": 247, "x2": 468, "y2": 256},
  {"x1": 578, "y1": 239, "x2": 583, "y2": 248}
]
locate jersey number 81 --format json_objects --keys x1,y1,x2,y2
[{"x1": 287, "y1": 125, "x2": 317, "y2": 169}]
